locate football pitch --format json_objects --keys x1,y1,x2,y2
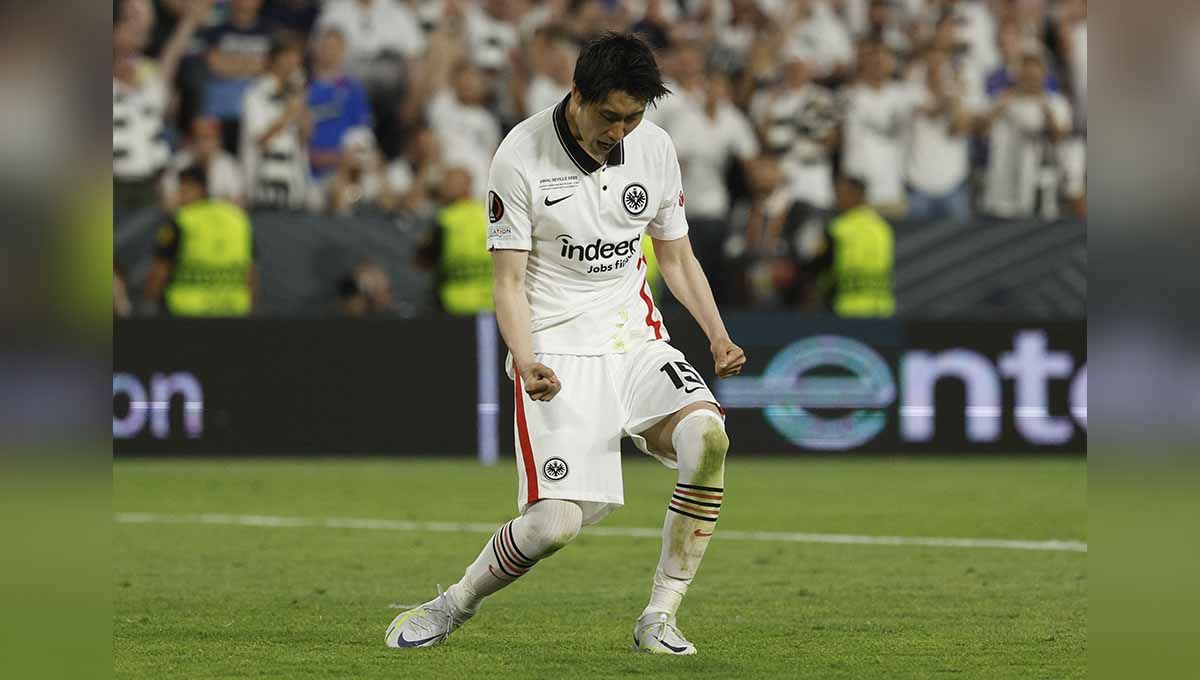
[{"x1": 114, "y1": 457, "x2": 1086, "y2": 679}]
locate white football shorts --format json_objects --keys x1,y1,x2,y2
[{"x1": 508, "y1": 339, "x2": 721, "y2": 526}]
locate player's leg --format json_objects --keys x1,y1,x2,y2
[
  {"x1": 623, "y1": 343, "x2": 729, "y2": 655},
  {"x1": 633, "y1": 402, "x2": 727, "y2": 654},
  {"x1": 446, "y1": 498, "x2": 583, "y2": 611},
  {"x1": 385, "y1": 499, "x2": 583, "y2": 648}
]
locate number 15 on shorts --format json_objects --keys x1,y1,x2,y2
[{"x1": 660, "y1": 361, "x2": 708, "y2": 394}]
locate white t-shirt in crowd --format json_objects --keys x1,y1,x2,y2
[
  {"x1": 667, "y1": 100, "x2": 758, "y2": 221},
  {"x1": 954, "y1": 0, "x2": 1001, "y2": 75},
  {"x1": 486, "y1": 97, "x2": 687, "y2": 355},
  {"x1": 983, "y1": 92, "x2": 1074, "y2": 218},
  {"x1": 240, "y1": 76, "x2": 310, "y2": 210},
  {"x1": 160, "y1": 149, "x2": 245, "y2": 205},
  {"x1": 465, "y1": 5, "x2": 519, "y2": 70},
  {"x1": 525, "y1": 76, "x2": 570, "y2": 121},
  {"x1": 750, "y1": 84, "x2": 840, "y2": 208},
  {"x1": 785, "y1": 6, "x2": 855, "y2": 77},
  {"x1": 427, "y1": 88, "x2": 501, "y2": 200},
  {"x1": 113, "y1": 66, "x2": 170, "y2": 181},
  {"x1": 905, "y1": 96, "x2": 971, "y2": 196},
  {"x1": 317, "y1": 0, "x2": 426, "y2": 63},
  {"x1": 841, "y1": 81, "x2": 920, "y2": 205}
]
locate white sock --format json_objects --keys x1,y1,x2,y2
[
  {"x1": 643, "y1": 410, "x2": 728, "y2": 618},
  {"x1": 446, "y1": 499, "x2": 582, "y2": 614}
]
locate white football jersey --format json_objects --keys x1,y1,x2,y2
[{"x1": 486, "y1": 96, "x2": 688, "y2": 355}]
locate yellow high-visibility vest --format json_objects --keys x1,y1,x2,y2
[
  {"x1": 830, "y1": 206, "x2": 895, "y2": 317},
  {"x1": 437, "y1": 199, "x2": 494, "y2": 315},
  {"x1": 165, "y1": 200, "x2": 253, "y2": 316}
]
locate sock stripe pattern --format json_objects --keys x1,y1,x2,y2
[
  {"x1": 668, "y1": 483, "x2": 723, "y2": 522},
  {"x1": 489, "y1": 520, "x2": 537, "y2": 581}
]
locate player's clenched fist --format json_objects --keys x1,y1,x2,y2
[
  {"x1": 519, "y1": 362, "x2": 562, "y2": 401},
  {"x1": 710, "y1": 338, "x2": 746, "y2": 378}
]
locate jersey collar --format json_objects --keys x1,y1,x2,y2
[{"x1": 553, "y1": 94, "x2": 625, "y2": 174}]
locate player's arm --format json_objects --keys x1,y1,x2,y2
[
  {"x1": 649, "y1": 135, "x2": 745, "y2": 378},
  {"x1": 653, "y1": 235, "x2": 746, "y2": 378},
  {"x1": 491, "y1": 249, "x2": 560, "y2": 401}
]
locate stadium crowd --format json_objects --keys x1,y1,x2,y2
[{"x1": 114, "y1": 0, "x2": 1086, "y2": 314}]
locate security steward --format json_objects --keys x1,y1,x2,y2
[
  {"x1": 414, "y1": 166, "x2": 494, "y2": 315},
  {"x1": 808, "y1": 174, "x2": 895, "y2": 317},
  {"x1": 144, "y1": 165, "x2": 258, "y2": 316}
]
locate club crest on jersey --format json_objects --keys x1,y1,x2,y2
[
  {"x1": 543, "y1": 457, "x2": 568, "y2": 481},
  {"x1": 622, "y1": 183, "x2": 648, "y2": 216},
  {"x1": 488, "y1": 191, "x2": 505, "y2": 223}
]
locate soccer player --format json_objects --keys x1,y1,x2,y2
[{"x1": 386, "y1": 33, "x2": 746, "y2": 655}]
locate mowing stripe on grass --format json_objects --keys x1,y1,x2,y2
[{"x1": 114, "y1": 512, "x2": 1086, "y2": 553}]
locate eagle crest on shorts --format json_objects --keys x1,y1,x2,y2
[{"x1": 543, "y1": 457, "x2": 569, "y2": 481}]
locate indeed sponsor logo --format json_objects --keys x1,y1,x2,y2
[
  {"x1": 557, "y1": 234, "x2": 639, "y2": 274},
  {"x1": 557, "y1": 234, "x2": 639, "y2": 262}
]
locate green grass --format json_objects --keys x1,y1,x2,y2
[{"x1": 114, "y1": 457, "x2": 1086, "y2": 679}]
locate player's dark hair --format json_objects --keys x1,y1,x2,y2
[{"x1": 573, "y1": 32, "x2": 671, "y2": 106}]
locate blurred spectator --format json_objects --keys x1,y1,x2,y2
[
  {"x1": 240, "y1": 38, "x2": 311, "y2": 210},
  {"x1": 336, "y1": 259, "x2": 396, "y2": 316},
  {"x1": 906, "y1": 11, "x2": 987, "y2": 104},
  {"x1": 317, "y1": 0, "x2": 426, "y2": 156},
  {"x1": 517, "y1": 28, "x2": 575, "y2": 119},
  {"x1": 324, "y1": 127, "x2": 398, "y2": 216},
  {"x1": 648, "y1": 42, "x2": 705, "y2": 130},
  {"x1": 750, "y1": 56, "x2": 840, "y2": 210},
  {"x1": 712, "y1": 0, "x2": 766, "y2": 73},
  {"x1": 781, "y1": 0, "x2": 855, "y2": 81},
  {"x1": 143, "y1": 165, "x2": 259, "y2": 316},
  {"x1": 307, "y1": 25, "x2": 372, "y2": 180},
  {"x1": 984, "y1": 16, "x2": 1059, "y2": 98},
  {"x1": 161, "y1": 116, "x2": 246, "y2": 209},
  {"x1": 426, "y1": 60, "x2": 501, "y2": 200},
  {"x1": 260, "y1": 0, "x2": 321, "y2": 41},
  {"x1": 723, "y1": 154, "x2": 821, "y2": 307},
  {"x1": 385, "y1": 126, "x2": 445, "y2": 218},
  {"x1": 413, "y1": 166, "x2": 494, "y2": 315},
  {"x1": 904, "y1": 52, "x2": 974, "y2": 222},
  {"x1": 113, "y1": 0, "x2": 207, "y2": 218},
  {"x1": 840, "y1": 41, "x2": 918, "y2": 216},
  {"x1": 981, "y1": 53, "x2": 1073, "y2": 219},
  {"x1": 629, "y1": 0, "x2": 674, "y2": 50},
  {"x1": 1053, "y1": 0, "x2": 1087, "y2": 128},
  {"x1": 863, "y1": 0, "x2": 913, "y2": 59},
  {"x1": 669, "y1": 71, "x2": 758, "y2": 275},
  {"x1": 465, "y1": 0, "x2": 521, "y2": 72},
  {"x1": 805, "y1": 174, "x2": 895, "y2": 317},
  {"x1": 202, "y1": 0, "x2": 274, "y2": 153},
  {"x1": 318, "y1": 0, "x2": 426, "y2": 73},
  {"x1": 932, "y1": 0, "x2": 1000, "y2": 77}
]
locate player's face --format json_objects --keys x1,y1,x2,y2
[{"x1": 574, "y1": 89, "x2": 646, "y2": 159}]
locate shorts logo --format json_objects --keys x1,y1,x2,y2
[
  {"x1": 542, "y1": 457, "x2": 568, "y2": 481},
  {"x1": 622, "y1": 183, "x2": 648, "y2": 216},
  {"x1": 488, "y1": 191, "x2": 505, "y2": 223},
  {"x1": 678, "y1": 191, "x2": 685, "y2": 207}
]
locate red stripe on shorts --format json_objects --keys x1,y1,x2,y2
[{"x1": 515, "y1": 374, "x2": 539, "y2": 505}]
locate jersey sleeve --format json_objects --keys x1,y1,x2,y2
[
  {"x1": 647, "y1": 136, "x2": 688, "y2": 241},
  {"x1": 485, "y1": 146, "x2": 533, "y2": 251}
]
